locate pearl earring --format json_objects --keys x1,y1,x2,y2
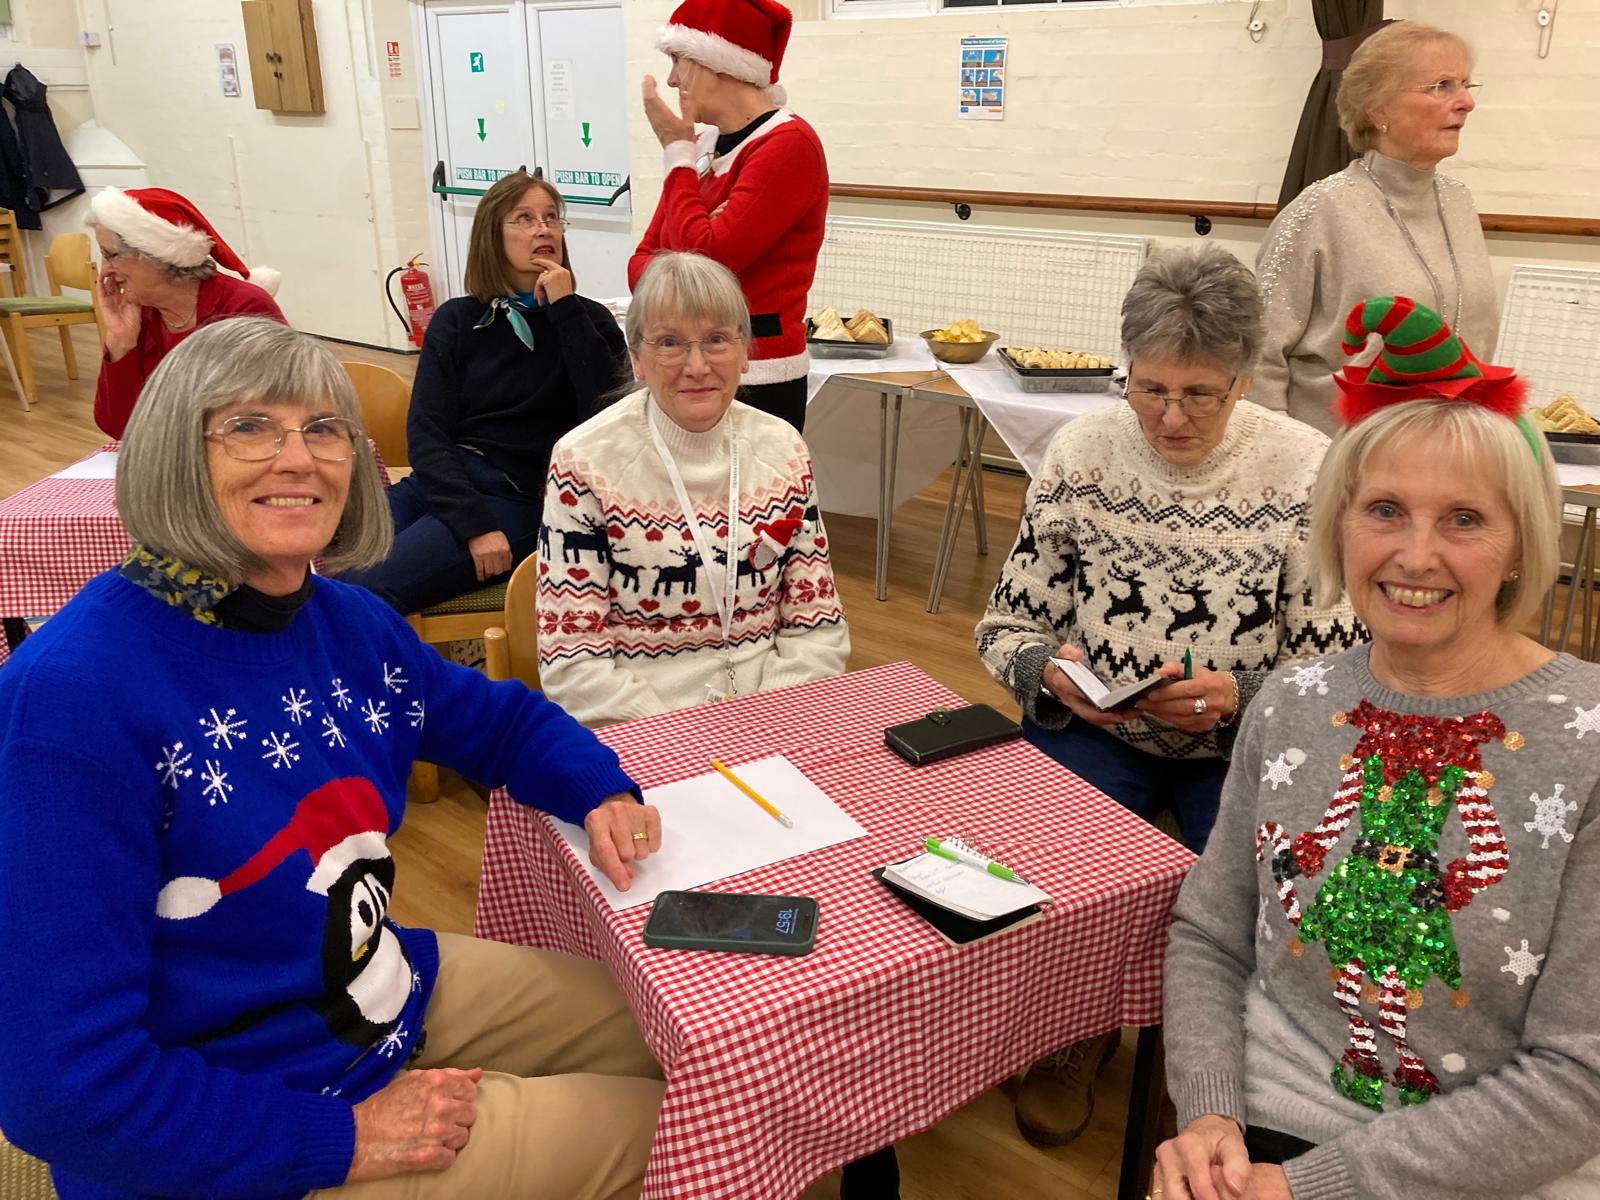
[
  {"x1": 1380, "y1": 123, "x2": 1389, "y2": 133},
  {"x1": 1508, "y1": 570, "x2": 1521, "y2": 582}
]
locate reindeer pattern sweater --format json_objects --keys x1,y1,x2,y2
[
  {"x1": 537, "y1": 391, "x2": 850, "y2": 727},
  {"x1": 976, "y1": 401, "x2": 1362, "y2": 759}
]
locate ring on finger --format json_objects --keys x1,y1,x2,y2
[
  {"x1": 631, "y1": 831, "x2": 649, "y2": 842},
  {"x1": 1192, "y1": 696, "x2": 1207, "y2": 716}
]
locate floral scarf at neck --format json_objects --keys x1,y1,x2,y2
[{"x1": 118, "y1": 544, "x2": 235, "y2": 627}]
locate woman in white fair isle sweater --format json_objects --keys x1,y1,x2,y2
[
  {"x1": 536, "y1": 251, "x2": 849, "y2": 728},
  {"x1": 1253, "y1": 21, "x2": 1496, "y2": 435}
]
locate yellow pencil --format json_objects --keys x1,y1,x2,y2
[{"x1": 710, "y1": 759, "x2": 794, "y2": 829}]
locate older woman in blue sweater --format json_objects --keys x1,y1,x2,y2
[{"x1": 0, "y1": 319, "x2": 663, "y2": 1199}]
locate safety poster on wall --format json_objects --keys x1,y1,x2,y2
[{"x1": 959, "y1": 36, "x2": 1007, "y2": 121}]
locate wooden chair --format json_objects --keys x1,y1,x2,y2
[
  {"x1": 0, "y1": 205, "x2": 28, "y2": 297},
  {"x1": 484, "y1": 552, "x2": 542, "y2": 690},
  {"x1": 0, "y1": 223, "x2": 103, "y2": 411},
  {"x1": 341, "y1": 361, "x2": 410, "y2": 469}
]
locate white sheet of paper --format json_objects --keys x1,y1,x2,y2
[
  {"x1": 51, "y1": 451, "x2": 119, "y2": 480},
  {"x1": 551, "y1": 755, "x2": 866, "y2": 910}
]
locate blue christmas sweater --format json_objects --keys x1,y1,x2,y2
[{"x1": 0, "y1": 571, "x2": 637, "y2": 1200}]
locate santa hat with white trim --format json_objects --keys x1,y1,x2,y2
[
  {"x1": 89, "y1": 186, "x2": 281, "y2": 296},
  {"x1": 657, "y1": 0, "x2": 792, "y2": 106},
  {"x1": 156, "y1": 778, "x2": 391, "y2": 920}
]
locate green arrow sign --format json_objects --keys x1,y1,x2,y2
[
  {"x1": 580, "y1": 121, "x2": 592, "y2": 147},
  {"x1": 476, "y1": 118, "x2": 486, "y2": 142}
]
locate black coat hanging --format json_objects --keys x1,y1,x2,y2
[
  {"x1": 0, "y1": 88, "x2": 36, "y2": 229},
  {"x1": 1, "y1": 64, "x2": 84, "y2": 217}
]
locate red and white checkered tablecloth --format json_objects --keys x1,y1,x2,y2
[
  {"x1": 0, "y1": 442, "x2": 391, "y2": 665},
  {"x1": 476, "y1": 661, "x2": 1195, "y2": 1200}
]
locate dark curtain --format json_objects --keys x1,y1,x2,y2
[{"x1": 1275, "y1": 1, "x2": 1387, "y2": 211}]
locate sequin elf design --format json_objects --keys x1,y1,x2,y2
[{"x1": 1256, "y1": 700, "x2": 1514, "y2": 1110}]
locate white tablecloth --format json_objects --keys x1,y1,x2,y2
[{"x1": 942, "y1": 361, "x2": 1121, "y2": 477}]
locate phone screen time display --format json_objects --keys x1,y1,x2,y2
[{"x1": 651, "y1": 891, "x2": 814, "y2": 945}]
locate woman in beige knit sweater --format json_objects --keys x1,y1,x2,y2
[{"x1": 1253, "y1": 21, "x2": 1497, "y2": 435}]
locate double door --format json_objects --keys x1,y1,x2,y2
[{"x1": 420, "y1": 0, "x2": 633, "y2": 300}]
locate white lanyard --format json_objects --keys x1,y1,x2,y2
[{"x1": 646, "y1": 399, "x2": 740, "y2": 693}]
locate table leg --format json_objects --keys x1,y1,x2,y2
[
  {"x1": 875, "y1": 391, "x2": 903, "y2": 602},
  {"x1": 969, "y1": 417, "x2": 989, "y2": 555},
  {"x1": 925, "y1": 409, "x2": 974, "y2": 613},
  {"x1": 926, "y1": 410, "x2": 990, "y2": 614},
  {"x1": 1117, "y1": 1025, "x2": 1165, "y2": 1200},
  {"x1": 839, "y1": 1146, "x2": 900, "y2": 1199}
]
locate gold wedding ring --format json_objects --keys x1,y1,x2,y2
[{"x1": 631, "y1": 831, "x2": 649, "y2": 842}]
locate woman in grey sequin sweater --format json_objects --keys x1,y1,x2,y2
[
  {"x1": 1253, "y1": 22, "x2": 1496, "y2": 435},
  {"x1": 1156, "y1": 361, "x2": 1600, "y2": 1198}
]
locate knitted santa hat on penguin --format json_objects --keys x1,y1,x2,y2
[
  {"x1": 89, "y1": 186, "x2": 281, "y2": 296},
  {"x1": 657, "y1": 0, "x2": 791, "y2": 106},
  {"x1": 1331, "y1": 295, "x2": 1525, "y2": 425}
]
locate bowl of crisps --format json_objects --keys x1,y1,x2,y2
[{"x1": 921, "y1": 319, "x2": 999, "y2": 364}]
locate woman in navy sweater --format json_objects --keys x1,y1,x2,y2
[
  {"x1": 0, "y1": 319, "x2": 664, "y2": 1199},
  {"x1": 341, "y1": 171, "x2": 627, "y2": 612}
]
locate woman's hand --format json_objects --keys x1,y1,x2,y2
[
  {"x1": 530, "y1": 256, "x2": 574, "y2": 306},
  {"x1": 466, "y1": 531, "x2": 512, "y2": 583},
  {"x1": 584, "y1": 794, "x2": 663, "y2": 891},
  {"x1": 1152, "y1": 1113, "x2": 1252, "y2": 1200},
  {"x1": 1136, "y1": 664, "x2": 1236, "y2": 733},
  {"x1": 641, "y1": 75, "x2": 698, "y2": 148},
  {"x1": 1041, "y1": 645, "x2": 1135, "y2": 727},
  {"x1": 347, "y1": 1067, "x2": 482, "y2": 1183},
  {"x1": 97, "y1": 267, "x2": 142, "y2": 361}
]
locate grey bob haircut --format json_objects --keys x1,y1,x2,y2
[
  {"x1": 1120, "y1": 243, "x2": 1264, "y2": 376},
  {"x1": 116, "y1": 317, "x2": 392, "y2": 582},
  {"x1": 625, "y1": 251, "x2": 752, "y2": 349}
]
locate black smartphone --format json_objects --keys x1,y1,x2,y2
[
  {"x1": 642, "y1": 890, "x2": 819, "y2": 956},
  {"x1": 883, "y1": 703, "x2": 1022, "y2": 766}
]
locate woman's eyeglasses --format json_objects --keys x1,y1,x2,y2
[
  {"x1": 1124, "y1": 377, "x2": 1236, "y2": 418},
  {"x1": 205, "y1": 416, "x2": 363, "y2": 462},
  {"x1": 640, "y1": 333, "x2": 745, "y2": 365},
  {"x1": 1402, "y1": 78, "x2": 1482, "y2": 101},
  {"x1": 503, "y1": 213, "x2": 570, "y2": 232}
]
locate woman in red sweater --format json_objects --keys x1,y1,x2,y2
[
  {"x1": 88, "y1": 186, "x2": 285, "y2": 439},
  {"x1": 630, "y1": 0, "x2": 827, "y2": 433}
]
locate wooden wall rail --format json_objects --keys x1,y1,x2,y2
[{"x1": 829, "y1": 182, "x2": 1600, "y2": 239}]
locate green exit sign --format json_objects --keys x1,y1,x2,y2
[{"x1": 469, "y1": 51, "x2": 484, "y2": 72}]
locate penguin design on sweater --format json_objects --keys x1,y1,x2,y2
[{"x1": 155, "y1": 777, "x2": 413, "y2": 1046}]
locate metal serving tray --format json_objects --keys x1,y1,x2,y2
[
  {"x1": 998, "y1": 348, "x2": 1117, "y2": 393},
  {"x1": 806, "y1": 316, "x2": 894, "y2": 359}
]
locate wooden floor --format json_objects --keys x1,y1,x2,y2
[{"x1": 1, "y1": 325, "x2": 1132, "y2": 1200}]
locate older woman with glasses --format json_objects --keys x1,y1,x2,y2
[
  {"x1": 1253, "y1": 20, "x2": 1495, "y2": 434},
  {"x1": 0, "y1": 318, "x2": 667, "y2": 1200},
  {"x1": 537, "y1": 251, "x2": 848, "y2": 728},
  {"x1": 338, "y1": 170, "x2": 626, "y2": 613},
  {"x1": 977, "y1": 244, "x2": 1362, "y2": 1150}
]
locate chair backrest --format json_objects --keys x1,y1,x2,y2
[
  {"x1": 0, "y1": 207, "x2": 28, "y2": 296},
  {"x1": 45, "y1": 232, "x2": 97, "y2": 294},
  {"x1": 484, "y1": 553, "x2": 541, "y2": 690},
  {"x1": 341, "y1": 362, "x2": 410, "y2": 469}
]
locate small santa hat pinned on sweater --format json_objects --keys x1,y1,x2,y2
[
  {"x1": 657, "y1": 0, "x2": 792, "y2": 106},
  {"x1": 748, "y1": 516, "x2": 803, "y2": 571},
  {"x1": 89, "y1": 186, "x2": 281, "y2": 296},
  {"x1": 1331, "y1": 295, "x2": 1525, "y2": 426},
  {"x1": 156, "y1": 778, "x2": 390, "y2": 920}
]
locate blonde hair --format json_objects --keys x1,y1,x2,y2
[
  {"x1": 1308, "y1": 400, "x2": 1558, "y2": 632},
  {"x1": 1337, "y1": 22, "x2": 1475, "y2": 153}
]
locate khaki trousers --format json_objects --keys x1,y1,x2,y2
[{"x1": 312, "y1": 932, "x2": 665, "y2": 1200}]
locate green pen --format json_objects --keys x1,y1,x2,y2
[
  {"x1": 1183, "y1": 648, "x2": 1193, "y2": 680},
  {"x1": 924, "y1": 836, "x2": 1023, "y2": 883}
]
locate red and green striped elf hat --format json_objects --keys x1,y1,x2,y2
[{"x1": 1333, "y1": 295, "x2": 1527, "y2": 425}]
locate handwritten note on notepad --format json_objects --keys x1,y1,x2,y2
[
  {"x1": 881, "y1": 853, "x2": 1051, "y2": 922},
  {"x1": 550, "y1": 754, "x2": 865, "y2": 910}
]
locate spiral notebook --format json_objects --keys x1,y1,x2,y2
[{"x1": 874, "y1": 838, "x2": 1052, "y2": 945}]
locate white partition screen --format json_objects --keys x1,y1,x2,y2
[
  {"x1": 808, "y1": 217, "x2": 1148, "y2": 358},
  {"x1": 1495, "y1": 266, "x2": 1600, "y2": 414}
]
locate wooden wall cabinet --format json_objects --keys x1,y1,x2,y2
[{"x1": 241, "y1": 0, "x2": 324, "y2": 114}]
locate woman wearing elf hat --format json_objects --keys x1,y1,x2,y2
[
  {"x1": 1156, "y1": 297, "x2": 1600, "y2": 1200},
  {"x1": 537, "y1": 251, "x2": 848, "y2": 729},
  {"x1": 88, "y1": 185, "x2": 286, "y2": 439},
  {"x1": 0, "y1": 318, "x2": 666, "y2": 1199},
  {"x1": 629, "y1": 0, "x2": 825, "y2": 434},
  {"x1": 1253, "y1": 21, "x2": 1497, "y2": 435}
]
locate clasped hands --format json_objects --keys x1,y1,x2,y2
[
  {"x1": 1151, "y1": 1115, "x2": 1290, "y2": 1200},
  {"x1": 1043, "y1": 645, "x2": 1235, "y2": 732}
]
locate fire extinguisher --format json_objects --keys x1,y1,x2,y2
[{"x1": 385, "y1": 254, "x2": 436, "y2": 348}]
